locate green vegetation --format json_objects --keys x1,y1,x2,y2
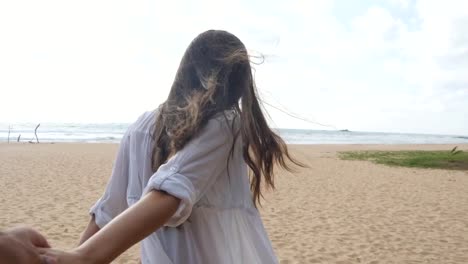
[{"x1": 339, "y1": 147, "x2": 468, "y2": 170}]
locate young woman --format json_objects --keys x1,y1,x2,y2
[{"x1": 42, "y1": 30, "x2": 300, "y2": 264}]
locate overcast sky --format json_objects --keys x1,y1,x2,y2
[{"x1": 0, "y1": 0, "x2": 467, "y2": 135}]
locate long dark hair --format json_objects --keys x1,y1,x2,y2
[{"x1": 152, "y1": 30, "x2": 302, "y2": 206}]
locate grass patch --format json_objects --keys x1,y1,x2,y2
[{"x1": 339, "y1": 148, "x2": 468, "y2": 170}]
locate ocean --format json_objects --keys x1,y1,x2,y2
[{"x1": 1, "y1": 123, "x2": 468, "y2": 145}]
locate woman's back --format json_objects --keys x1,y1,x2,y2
[
  {"x1": 91, "y1": 110, "x2": 278, "y2": 264},
  {"x1": 70, "y1": 30, "x2": 301, "y2": 264}
]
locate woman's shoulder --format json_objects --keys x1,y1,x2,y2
[{"x1": 127, "y1": 110, "x2": 158, "y2": 136}]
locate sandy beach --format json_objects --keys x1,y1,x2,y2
[{"x1": 1, "y1": 143, "x2": 467, "y2": 263}]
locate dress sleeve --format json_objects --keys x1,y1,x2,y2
[
  {"x1": 89, "y1": 127, "x2": 132, "y2": 228},
  {"x1": 143, "y1": 117, "x2": 234, "y2": 227}
]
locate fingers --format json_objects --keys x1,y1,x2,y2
[
  {"x1": 41, "y1": 255, "x2": 58, "y2": 264},
  {"x1": 27, "y1": 229, "x2": 51, "y2": 248},
  {"x1": 37, "y1": 247, "x2": 61, "y2": 255},
  {"x1": 38, "y1": 248, "x2": 59, "y2": 264},
  {"x1": 7, "y1": 226, "x2": 51, "y2": 248},
  {"x1": 37, "y1": 247, "x2": 50, "y2": 255}
]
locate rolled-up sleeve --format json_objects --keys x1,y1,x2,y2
[
  {"x1": 90, "y1": 128, "x2": 131, "y2": 228},
  {"x1": 143, "y1": 118, "x2": 233, "y2": 227}
]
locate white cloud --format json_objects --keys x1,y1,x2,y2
[{"x1": 0, "y1": 0, "x2": 467, "y2": 135}]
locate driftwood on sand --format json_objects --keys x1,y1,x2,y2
[
  {"x1": 7, "y1": 125, "x2": 11, "y2": 143},
  {"x1": 5, "y1": 124, "x2": 40, "y2": 144},
  {"x1": 28, "y1": 123, "x2": 41, "y2": 143}
]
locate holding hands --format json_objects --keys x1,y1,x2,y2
[
  {"x1": 38, "y1": 248, "x2": 88, "y2": 264},
  {"x1": 0, "y1": 227, "x2": 90, "y2": 264},
  {"x1": 0, "y1": 227, "x2": 56, "y2": 264}
]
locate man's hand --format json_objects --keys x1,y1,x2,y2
[{"x1": 0, "y1": 227, "x2": 56, "y2": 264}]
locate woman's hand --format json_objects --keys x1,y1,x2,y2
[{"x1": 39, "y1": 248, "x2": 89, "y2": 264}]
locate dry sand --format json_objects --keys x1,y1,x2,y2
[{"x1": 1, "y1": 143, "x2": 467, "y2": 263}]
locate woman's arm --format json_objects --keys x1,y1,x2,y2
[
  {"x1": 78, "y1": 216, "x2": 100, "y2": 246},
  {"x1": 44, "y1": 190, "x2": 180, "y2": 264},
  {"x1": 81, "y1": 190, "x2": 179, "y2": 264}
]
